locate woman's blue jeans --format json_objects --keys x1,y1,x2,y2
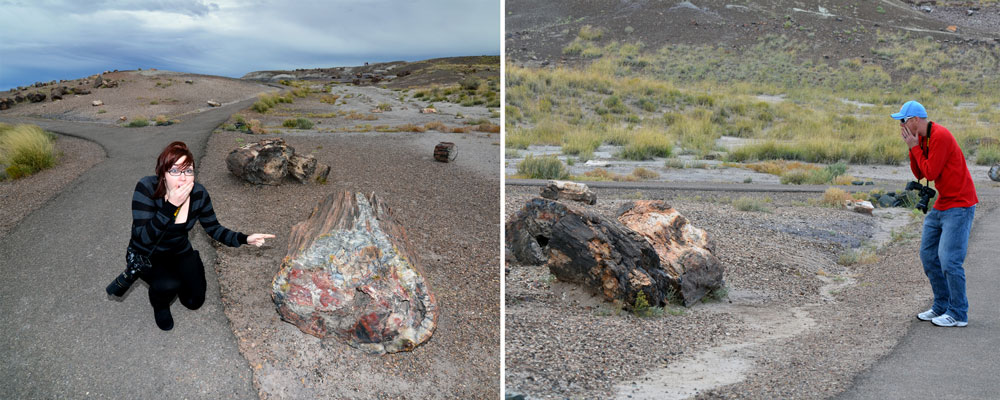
[{"x1": 920, "y1": 205, "x2": 975, "y2": 322}]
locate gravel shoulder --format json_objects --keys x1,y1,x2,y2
[
  {"x1": 199, "y1": 128, "x2": 500, "y2": 399},
  {"x1": 504, "y1": 184, "x2": 998, "y2": 399}
]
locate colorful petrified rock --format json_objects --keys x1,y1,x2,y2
[{"x1": 272, "y1": 191, "x2": 437, "y2": 354}]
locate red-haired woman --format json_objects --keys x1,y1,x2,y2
[{"x1": 130, "y1": 141, "x2": 274, "y2": 330}]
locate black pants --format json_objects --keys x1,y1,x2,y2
[{"x1": 140, "y1": 249, "x2": 206, "y2": 311}]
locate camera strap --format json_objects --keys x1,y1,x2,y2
[{"x1": 920, "y1": 122, "x2": 933, "y2": 158}]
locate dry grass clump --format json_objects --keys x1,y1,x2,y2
[
  {"x1": 822, "y1": 187, "x2": 853, "y2": 207},
  {"x1": 424, "y1": 121, "x2": 447, "y2": 132},
  {"x1": 582, "y1": 168, "x2": 637, "y2": 182},
  {"x1": 345, "y1": 111, "x2": 378, "y2": 121},
  {"x1": 320, "y1": 94, "x2": 340, "y2": 104},
  {"x1": 631, "y1": 167, "x2": 660, "y2": 180},
  {"x1": 476, "y1": 123, "x2": 501, "y2": 133},
  {"x1": 449, "y1": 126, "x2": 471, "y2": 134},
  {"x1": 579, "y1": 167, "x2": 660, "y2": 182},
  {"x1": 0, "y1": 123, "x2": 58, "y2": 180},
  {"x1": 745, "y1": 160, "x2": 820, "y2": 175},
  {"x1": 396, "y1": 124, "x2": 427, "y2": 132},
  {"x1": 248, "y1": 119, "x2": 265, "y2": 134}
]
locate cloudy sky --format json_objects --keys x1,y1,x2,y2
[{"x1": 0, "y1": 0, "x2": 500, "y2": 90}]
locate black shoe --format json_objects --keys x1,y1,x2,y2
[{"x1": 154, "y1": 308, "x2": 174, "y2": 331}]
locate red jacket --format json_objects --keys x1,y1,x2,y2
[{"x1": 908, "y1": 122, "x2": 978, "y2": 210}]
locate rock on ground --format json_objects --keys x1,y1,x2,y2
[{"x1": 272, "y1": 191, "x2": 437, "y2": 354}]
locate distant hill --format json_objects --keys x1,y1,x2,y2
[
  {"x1": 506, "y1": 0, "x2": 999, "y2": 74},
  {"x1": 242, "y1": 55, "x2": 500, "y2": 89}
]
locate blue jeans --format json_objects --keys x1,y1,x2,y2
[{"x1": 920, "y1": 205, "x2": 975, "y2": 322}]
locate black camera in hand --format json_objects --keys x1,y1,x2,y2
[
  {"x1": 106, "y1": 247, "x2": 153, "y2": 297},
  {"x1": 905, "y1": 181, "x2": 936, "y2": 214}
]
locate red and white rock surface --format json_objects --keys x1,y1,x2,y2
[{"x1": 271, "y1": 191, "x2": 437, "y2": 354}]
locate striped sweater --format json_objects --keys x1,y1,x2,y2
[{"x1": 130, "y1": 176, "x2": 247, "y2": 254}]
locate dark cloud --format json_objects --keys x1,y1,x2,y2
[{"x1": 0, "y1": 0, "x2": 499, "y2": 90}]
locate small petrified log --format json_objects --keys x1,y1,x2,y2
[
  {"x1": 272, "y1": 192, "x2": 437, "y2": 354},
  {"x1": 225, "y1": 138, "x2": 293, "y2": 185},
  {"x1": 540, "y1": 180, "x2": 596, "y2": 205},
  {"x1": 287, "y1": 153, "x2": 330, "y2": 184},
  {"x1": 505, "y1": 197, "x2": 666, "y2": 307},
  {"x1": 433, "y1": 142, "x2": 455, "y2": 162},
  {"x1": 27, "y1": 92, "x2": 46, "y2": 103},
  {"x1": 617, "y1": 201, "x2": 725, "y2": 305}
]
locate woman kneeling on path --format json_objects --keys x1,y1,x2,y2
[{"x1": 130, "y1": 141, "x2": 273, "y2": 331}]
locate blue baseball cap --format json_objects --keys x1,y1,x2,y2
[{"x1": 891, "y1": 100, "x2": 927, "y2": 120}]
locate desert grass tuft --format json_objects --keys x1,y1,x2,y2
[
  {"x1": 282, "y1": 118, "x2": 314, "y2": 129},
  {"x1": 618, "y1": 127, "x2": 672, "y2": 160},
  {"x1": 733, "y1": 196, "x2": 770, "y2": 212},
  {"x1": 976, "y1": 145, "x2": 1000, "y2": 165},
  {"x1": 126, "y1": 117, "x2": 149, "y2": 128},
  {"x1": 517, "y1": 155, "x2": 569, "y2": 180},
  {"x1": 0, "y1": 124, "x2": 57, "y2": 179}
]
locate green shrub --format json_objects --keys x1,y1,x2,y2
[
  {"x1": 126, "y1": 118, "x2": 149, "y2": 127},
  {"x1": 632, "y1": 291, "x2": 664, "y2": 317},
  {"x1": 282, "y1": 118, "x2": 314, "y2": 129},
  {"x1": 516, "y1": 155, "x2": 569, "y2": 179},
  {"x1": 0, "y1": 124, "x2": 57, "y2": 180},
  {"x1": 733, "y1": 196, "x2": 770, "y2": 212},
  {"x1": 251, "y1": 101, "x2": 271, "y2": 113}
]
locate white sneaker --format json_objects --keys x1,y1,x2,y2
[
  {"x1": 917, "y1": 308, "x2": 940, "y2": 321},
  {"x1": 931, "y1": 314, "x2": 968, "y2": 327}
]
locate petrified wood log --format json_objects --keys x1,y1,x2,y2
[
  {"x1": 505, "y1": 197, "x2": 666, "y2": 307},
  {"x1": 540, "y1": 180, "x2": 596, "y2": 205},
  {"x1": 287, "y1": 153, "x2": 331, "y2": 184},
  {"x1": 225, "y1": 138, "x2": 293, "y2": 185},
  {"x1": 272, "y1": 191, "x2": 437, "y2": 354},
  {"x1": 616, "y1": 201, "x2": 724, "y2": 305}
]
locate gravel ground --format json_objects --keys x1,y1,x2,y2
[
  {"x1": 0, "y1": 134, "x2": 104, "y2": 239},
  {"x1": 198, "y1": 128, "x2": 500, "y2": 399},
  {"x1": 504, "y1": 184, "x2": 998, "y2": 399}
]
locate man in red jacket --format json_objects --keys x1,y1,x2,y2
[{"x1": 895, "y1": 100, "x2": 978, "y2": 327}]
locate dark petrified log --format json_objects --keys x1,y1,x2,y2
[
  {"x1": 272, "y1": 191, "x2": 437, "y2": 354},
  {"x1": 225, "y1": 138, "x2": 293, "y2": 185},
  {"x1": 505, "y1": 197, "x2": 667, "y2": 307}
]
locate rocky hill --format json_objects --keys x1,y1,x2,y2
[
  {"x1": 242, "y1": 55, "x2": 500, "y2": 89},
  {"x1": 506, "y1": 0, "x2": 1000, "y2": 73}
]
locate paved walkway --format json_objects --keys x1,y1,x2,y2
[
  {"x1": 0, "y1": 101, "x2": 257, "y2": 398},
  {"x1": 836, "y1": 194, "x2": 1000, "y2": 400}
]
